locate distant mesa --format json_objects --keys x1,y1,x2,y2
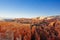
[{"x1": 0, "y1": 15, "x2": 60, "y2": 21}]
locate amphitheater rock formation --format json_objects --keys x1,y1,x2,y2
[{"x1": 0, "y1": 15, "x2": 60, "y2": 40}]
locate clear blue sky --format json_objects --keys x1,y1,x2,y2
[{"x1": 0, "y1": 0, "x2": 60, "y2": 18}]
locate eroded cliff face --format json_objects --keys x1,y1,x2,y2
[{"x1": 0, "y1": 15, "x2": 60, "y2": 40}]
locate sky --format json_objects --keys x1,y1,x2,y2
[{"x1": 0, "y1": 0, "x2": 60, "y2": 18}]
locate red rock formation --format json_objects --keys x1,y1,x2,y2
[{"x1": 0, "y1": 16, "x2": 60, "y2": 40}]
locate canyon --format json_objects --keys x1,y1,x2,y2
[{"x1": 0, "y1": 15, "x2": 60, "y2": 40}]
